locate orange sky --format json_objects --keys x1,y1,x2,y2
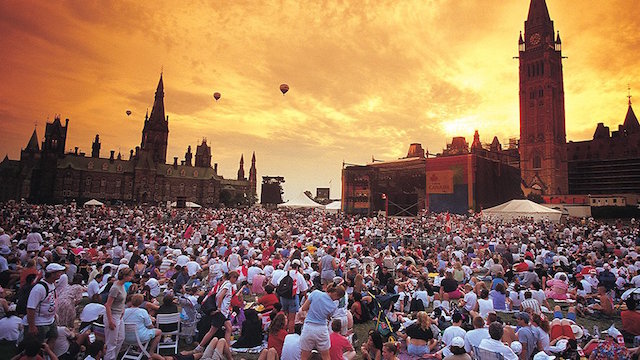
[{"x1": 1, "y1": 1, "x2": 639, "y2": 199}]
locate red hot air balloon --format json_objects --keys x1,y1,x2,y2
[
  {"x1": 280, "y1": 84, "x2": 289, "y2": 95},
  {"x1": 213, "y1": 92, "x2": 221, "y2": 101},
  {"x1": 126, "y1": 110, "x2": 132, "y2": 116}
]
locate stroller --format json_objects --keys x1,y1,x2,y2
[{"x1": 370, "y1": 292, "x2": 401, "y2": 342}]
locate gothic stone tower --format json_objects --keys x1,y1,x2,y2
[
  {"x1": 141, "y1": 74, "x2": 169, "y2": 164},
  {"x1": 518, "y1": 0, "x2": 568, "y2": 195}
]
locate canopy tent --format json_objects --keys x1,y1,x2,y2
[
  {"x1": 324, "y1": 200, "x2": 342, "y2": 213},
  {"x1": 83, "y1": 199, "x2": 104, "y2": 207},
  {"x1": 482, "y1": 199, "x2": 562, "y2": 222},
  {"x1": 169, "y1": 201, "x2": 202, "y2": 208},
  {"x1": 277, "y1": 192, "x2": 324, "y2": 209}
]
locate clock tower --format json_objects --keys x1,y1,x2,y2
[{"x1": 518, "y1": 0, "x2": 568, "y2": 195}]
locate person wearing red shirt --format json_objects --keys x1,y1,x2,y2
[
  {"x1": 264, "y1": 313, "x2": 288, "y2": 358},
  {"x1": 621, "y1": 298, "x2": 640, "y2": 340},
  {"x1": 258, "y1": 285, "x2": 280, "y2": 312},
  {"x1": 329, "y1": 319, "x2": 355, "y2": 360},
  {"x1": 514, "y1": 261, "x2": 529, "y2": 273}
]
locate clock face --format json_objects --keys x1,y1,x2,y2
[{"x1": 530, "y1": 33, "x2": 541, "y2": 46}]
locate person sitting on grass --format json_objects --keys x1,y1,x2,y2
[
  {"x1": 381, "y1": 342, "x2": 400, "y2": 360},
  {"x1": 586, "y1": 285, "x2": 615, "y2": 316},
  {"x1": 83, "y1": 340, "x2": 105, "y2": 360},
  {"x1": 259, "y1": 312, "x2": 288, "y2": 360},
  {"x1": 361, "y1": 330, "x2": 384, "y2": 360},
  {"x1": 231, "y1": 308, "x2": 264, "y2": 349},
  {"x1": 329, "y1": 319, "x2": 355, "y2": 360},
  {"x1": 11, "y1": 335, "x2": 59, "y2": 360},
  {"x1": 258, "y1": 284, "x2": 280, "y2": 313},
  {"x1": 621, "y1": 298, "x2": 640, "y2": 342}
]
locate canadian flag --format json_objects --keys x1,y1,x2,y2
[{"x1": 445, "y1": 213, "x2": 452, "y2": 233}]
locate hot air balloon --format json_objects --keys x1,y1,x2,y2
[
  {"x1": 213, "y1": 92, "x2": 221, "y2": 101},
  {"x1": 126, "y1": 110, "x2": 132, "y2": 116},
  {"x1": 280, "y1": 84, "x2": 289, "y2": 95}
]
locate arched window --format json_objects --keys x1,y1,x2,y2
[{"x1": 533, "y1": 154, "x2": 542, "y2": 169}]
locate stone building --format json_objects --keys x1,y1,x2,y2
[
  {"x1": 518, "y1": 0, "x2": 568, "y2": 195},
  {"x1": 0, "y1": 75, "x2": 257, "y2": 207}
]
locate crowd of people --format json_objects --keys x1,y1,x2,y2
[{"x1": 0, "y1": 201, "x2": 639, "y2": 360}]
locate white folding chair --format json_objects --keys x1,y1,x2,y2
[
  {"x1": 121, "y1": 323, "x2": 151, "y2": 360},
  {"x1": 474, "y1": 346, "x2": 505, "y2": 360},
  {"x1": 157, "y1": 313, "x2": 181, "y2": 354}
]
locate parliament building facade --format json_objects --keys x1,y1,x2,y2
[
  {"x1": 0, "y1": 75, "x2": 257, "y2": 207},
  {"x1": 343, "y1": 0, "x2": 640, "y2": 214}
]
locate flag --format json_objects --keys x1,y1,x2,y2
[{"x1": 184, "y1": 225, "x2": 194, "y2": 239}]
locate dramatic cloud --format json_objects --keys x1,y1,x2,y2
[{"x1": 0, "y1": 0, "x2": 638, "y2": 198}]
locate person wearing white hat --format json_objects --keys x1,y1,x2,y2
[
  {"x1": 510, "y1": 341, "x2": 523, "y2": 356},
  {"x1": 444, "y1": 336, "x2": 471, "y2": 360},
  {"x1": 26, "y1": 262, "x2": 66, "y2": 344},
  {"x1": 0, "y1": 245, "x2": 13, "y2": 287}
]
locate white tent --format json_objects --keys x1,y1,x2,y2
[
  {"x1": 169, "y1": 201, "x2": 202, "y2": 208},
  {"x1": 482, "y1": 199, "x2": 562, "y2": 222},
  {"x1": 277, "y1": 192, "x2": 324, "y2": 209},
  {"x1": 84, "y1": 199, "x2": 104, "y2": 207},
  {"x1": 324, "y1": 200, "x2": 342, "y2": 213}
]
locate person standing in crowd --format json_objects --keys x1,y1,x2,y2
[
  {"x1": 276, "y1": 259, "x2": 308, "y2": 333},
  {"x1": 299, "y1": 286, "x2": 345, "y2": 360},
  {"x1": 104, "y1": 267, "x2": 132, "y2": 360},
  {"x1": 27, "y1": 263, "x2": 65, "y2": 345},
  {"x1": 320, "y1": 248, "x2": 338, "y2": 285}
]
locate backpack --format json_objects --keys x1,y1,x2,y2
[
  {"x1": 277, "y1": 271, "x2": 295, "y2": 299},
  {"x1": 16, "y1": 281, "x2": 49, "y2": 316}
]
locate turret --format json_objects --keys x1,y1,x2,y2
[
  {"x1": 185, "y1": 145, "x2": 193, "y2": 166},
  {"x1": 471, "y1": 130, "x2": 482, "y2": 151},
  {"x1": 91, "y1": 134, "x2": 101, "y2": 158},
  {"x1": 195, "y1": 139, "x2": 212, "y2": 168}
]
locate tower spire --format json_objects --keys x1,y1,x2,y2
[
  {"x1": 249, "y1": 152, "x2": 257, "y2": 203},
  {"x1": 140, "y1": 73, "x2": 169, "y2": 164},
  {"x1": 237, "y1": 154, "x2": 245, "y2": 180},
  {"x1": 25, "y1": 129, "x2": 39, "y2": 152},
  {"x1": 623, "y1": 85, "x2": 639, "y2": 134},
  {"x1": 148, "y1": 73, "x2": 166, "y2": 127},
  {"x1": 526, "y1": 0, "x2": 551, "y2": 26}
]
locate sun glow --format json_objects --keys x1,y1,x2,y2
[{"x1": 441, "y1": 116, "x2": 478, "y2": 139}]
